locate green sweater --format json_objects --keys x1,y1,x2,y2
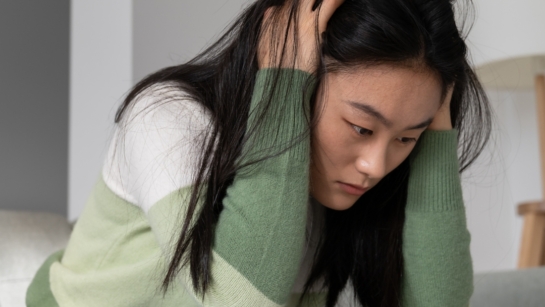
[{"x1": 26, "y1": 69, "x2": 472, "y2": 306}]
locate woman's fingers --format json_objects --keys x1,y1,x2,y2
[
  {"x1": 258, "y1": 0, "x2": 346, "y2": 71},
  {"x1": 263, "y1": 6, "x2": 274, "y2": 21},
  {"x1": 301, "y1": 0, "x2": 317, "y2": 12},
  {"x1": 428, "y1": 84, "x2": 455, "y2": 131},
  {"x1": 317, "y1": 0, "x2": 345, "y2": 33}
]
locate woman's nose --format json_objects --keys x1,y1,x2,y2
[{"x1": 355, "y1": 146, "x2": 388, "y2": 180}]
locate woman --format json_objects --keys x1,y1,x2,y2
[{"x1": 27, "y1": 0, "x2": 491, "y2": 306}]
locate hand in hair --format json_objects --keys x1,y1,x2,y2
[
  {"x1": 428, "y1": 84, "x2": 454, "y2": 130},
  {"x1": 258, "y1": 0, "x2": 344, "y2": 72}
]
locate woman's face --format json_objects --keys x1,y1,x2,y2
[{"x1": 310, "y1": 64, "x2": 443, "y2": 210}]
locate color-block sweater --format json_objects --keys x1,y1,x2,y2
[{"x1": 26, "y1": 69, "x2": 473, "y2": 307}]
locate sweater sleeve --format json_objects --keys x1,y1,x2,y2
[
  {"x1": 401, "y1": 129, "x2": 473, "y2": 307},
  {"x1": 106, "y1": 69, "x2": 315, "y2": 307}
]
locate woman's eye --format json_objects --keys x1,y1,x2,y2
[
  {"x1": 352, "y1": 125, "x2": 372, "y2": 136},
  {"x1": 397, "y1": 137, "x2": 417, "y2": 144}
]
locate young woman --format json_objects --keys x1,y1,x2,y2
[{"x1": 27, "y1": 0, "x2": 491, "y2": 306}]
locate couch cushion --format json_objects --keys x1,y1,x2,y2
[
  {"x1": 471, "y1": 267, "x2": 545, "y2": 307},
  {"x1": 0, "y1": 210, "x2": 71, "y2": 307}
]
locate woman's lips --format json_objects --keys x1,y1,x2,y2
[{"x1": 337, "y1": 182, "x2": 368, "y2": 196}]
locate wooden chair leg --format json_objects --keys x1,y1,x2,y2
[{"x1": 518, "y1": 211, "x2": 545, "y2": 268}]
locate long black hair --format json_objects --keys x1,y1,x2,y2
[{"x1": 115, "y1": 0, "x2": 491, "y2": 306}]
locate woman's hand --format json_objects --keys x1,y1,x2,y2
[
  {"x1": 258, "y1": 0, "x2": 345, "y2": 72},
  {"x1": 428, "y1": 85, "x2": 454, "y2": 130}
]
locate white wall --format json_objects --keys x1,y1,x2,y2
[
  {"x1": 462, "y1": 0, "x2": 545, "y2": 273},
  {"x1": 463, "y1": 89, "x2": 541, "y2": 273},
  {"x1": 466, "y1": 0, "x2": 545, "y2": 67},
  {"x1": 133, "y1": 0, "x2": 252, "y2": 82},
  {"x1": 69, "y1": 1, "x2": 132, "y2": 221}
]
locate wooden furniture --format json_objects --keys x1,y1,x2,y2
[
  {"x1": 517, "y1": 201, "x2": 545, "y2": 267},
  {"x1": 518, "y1": 75, "x2": 545, "y2": 268}
]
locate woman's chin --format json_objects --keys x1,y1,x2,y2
[{"x1": 312, "y1": 192, "x2": 358, "y2": 211}]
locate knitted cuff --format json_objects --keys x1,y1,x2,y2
[
  {"x1": 244, "y1": 69, "x2": 316, "y2": 163},
  {"x1": 407, "y1": 129, "x2": 463, "y2": 212}
]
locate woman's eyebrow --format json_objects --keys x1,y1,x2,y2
[
  {"x1": 345, "y1": 100, "x2": 433, "y2": 130},
  {"x1": 407, "y1": 118, "x2": 433, "y2": 130},
  {"x1": 346, "y1": 100, "x2": 392, "y2": 127}
]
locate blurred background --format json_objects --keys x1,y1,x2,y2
[{"x1": 1, "y1": 0, "x2": 544, "y2": 277}]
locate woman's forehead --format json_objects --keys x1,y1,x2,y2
[
  {"x1": 322, "y1": 65, "x2": 442, "y2": 127},
  {"x1": 331, "y1": 63, "x2": 440, "y2": 89}
]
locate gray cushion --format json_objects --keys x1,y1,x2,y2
[
  {"x1": 0, "y1": 210, "x2": 71, "y2": 307},
  {"x1": 470, "y1": 267, "x2": 545, "y2": 307}
]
